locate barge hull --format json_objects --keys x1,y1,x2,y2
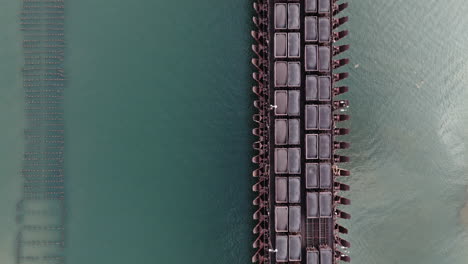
[{"x1": 252, "y1": 0, "x2": 351, "y2": 263}]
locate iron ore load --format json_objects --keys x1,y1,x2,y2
[
  {"x1": 17, "y1": 0, "x2": 67, "y2": 263},
  {"x1": 252, "y1": 0, "x2": 350, "y2": 263}
]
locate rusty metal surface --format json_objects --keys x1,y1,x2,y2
[{"x1": 251, "y1": 0, "x2": 351, "y2": 263}]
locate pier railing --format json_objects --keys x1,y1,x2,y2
[{"x1": 251, "y1": 1, "x2": 273, "y2": 263}]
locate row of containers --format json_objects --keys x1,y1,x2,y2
[
  {"x1": 17, "y1": 1, "x2": 67, "y2": 264},
  {"x1": 251, "y1": 0, "x2": 351, "y2": 263},
  {"x1": 272, "y1": 0, "x2": 351, "y2": 262},
  {"x1": 275, "y1": 235, "x2": 333, "y2": 263}
]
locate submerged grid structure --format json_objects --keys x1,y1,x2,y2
[
  {"x1": 252, "y1": 0, "x2": 350, "y2": 263},
  {"x1": 17, "y1": 0, "x2": 66, "y2": 263}
]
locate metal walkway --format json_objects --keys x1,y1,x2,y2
[{"x1": 252, "y1": 0, "x2": 351, "y2": 263}]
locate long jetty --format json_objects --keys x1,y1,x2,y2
[
  {"x1": 17, "y1": 0, "x2": 67, "y2": 263},
  {"x1": 251, "y1": 1, "x2": 350, "y2": 263}
]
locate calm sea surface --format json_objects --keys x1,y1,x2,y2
[{"x1": 0, "y1": 0, "x2": 467, "y2": 263}]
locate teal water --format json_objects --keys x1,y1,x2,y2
[
  {"x1": 65, "y1": 1, "x2": 253, "y2": 263},
  {"x1": 0, "y1": 0, "x2": 23, "y2": 262},
  {"x1": 0, "y1": 0, "x2": 467, "y2": 263},
  {"x1": 343, "y1": 0, "x2": 468, "y2": 263}
]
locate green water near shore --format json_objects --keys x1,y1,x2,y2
[
  {"x1": 343, "y1": 0, "x2": 468, "y2": 262},
  {"x1": 0, "y1": 0, "x2": 467, "y2": 263}
]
